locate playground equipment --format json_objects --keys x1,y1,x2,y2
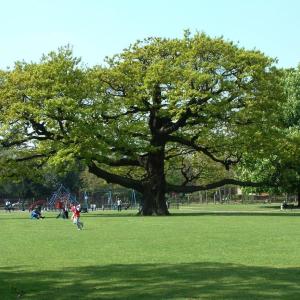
[
  {"x1": 131, "y1": 189, "x2": 137, "y2": 207},
  {"x1": 89, "y1": 188, "x2": 139, "y2": 210},
  {"x1": 82, "y1": 191, "x2": 89, "y2": 212},
  {"x1": 48, "y1": 184, "x2": 78, "y2": 209}
]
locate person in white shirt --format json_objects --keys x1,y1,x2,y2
[
  {"x1": 5, "y1": 200, "x2": 12, "y2": 212},
  {"x1": 117, "y1": 199, "x2": 122, "y2": 212}
]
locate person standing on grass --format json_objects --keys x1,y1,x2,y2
[
  {"x1": 5, "y1": 200, "x2": 12, "y2": 212},
  {"x1": 63, "y1": 204, "x2": 69, "y2": 219},
  {"x1": 70, "y1": 203, "x2": 76, "y2": 222},
  {"x1": 73, "y1": 204, "x2": 83, "y2": 230},
  {"x1": 56, "y1": 200, "x2": 64, "y2": 218},
  {"x1": 117, "y1": 198, "x2": 122, "y2": 211}
]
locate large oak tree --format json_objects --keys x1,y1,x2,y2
[{"x1": 0, "y1": 33, "x2": 284, "y2": 215}]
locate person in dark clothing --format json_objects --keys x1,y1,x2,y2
[{"x1": 31, "y1": 208, "x2": 44, "y2": 219}]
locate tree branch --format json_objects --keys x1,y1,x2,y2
[
  {"x1": 166, "y1": 135, "x2": 232, "y2": 167},
  {"x1": 166, "y1": 178, "x2": 267, "y2": 193},
  {"x1": 91, "y1": 155, "x2": 141, "y2": 167},
  {"x1": 15, "y1": 153, "x2": 51, "y2": 162},
  {"x1": 101, "y1": 106, "x2": 147, "y2": 121},
  {"x1": 88, "y1": 161, "x2": 143, "y2": 192}
]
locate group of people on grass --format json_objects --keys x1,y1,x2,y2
[
  {"x1": 30, "y1": 202, "x2": 84, "y2": 230},
  {"x1": 4, "y1": 200, "x2": 22, "y2": 212}
]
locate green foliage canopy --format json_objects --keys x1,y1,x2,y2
[
  {"x1": 239, "y1": 66, "x2": 300, "y2": 197},
  {"x1": 0, "y1": 33, "x2": 285, "y2": 214}
]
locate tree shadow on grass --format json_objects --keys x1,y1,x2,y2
[
  {"x1": 1, "y1": 262, "x2": 300, "y2": 299},
  {"x1": 260, "y1": 205, "x2": 300, "y2": 212},
  {"x1": 260, "y1": 205, "x2": 282, "y2": 209},
  {"x1": 172, "y1": 211, "x2": 300, "y2": 217},
  {"x1": 75, "y1": 210, "x2": 300, "y2": 218},
  {"x1": 82, "y1": 211, "x2": 137, "y2": 218},
  {"x1": 0, "y1": 215, "x2": 59, "y2": 220},
  {"x1": 2, "y1": 211, "x2": 300, "y2": 221}
]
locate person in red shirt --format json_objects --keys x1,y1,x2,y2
[
  {"x1": 70, "y1": 204, "x2": 76, "y2": 221},
  {"x1": 56, "y1": 200, "x2": 64, "y2": 218},
  {"x1": 72, "y1": 204, "x2": 83, "y2": 230}
]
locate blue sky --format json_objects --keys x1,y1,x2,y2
[{"x1": 0, "y1": 0, "x2": 299, "y2": 69}]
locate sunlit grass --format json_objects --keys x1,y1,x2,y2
[{"x1": 1, "y1": 206, "x2": 300, "y2": 299}]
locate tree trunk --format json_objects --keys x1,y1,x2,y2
[
  {"x1": 140, "y1": 183, "x2": 169, "y2": 215},
  {"x1": 139, "y1": 147, "x2": 169, "y2": 216}
]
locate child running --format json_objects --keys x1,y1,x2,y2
[{"x1": 71, "y1": 204, "x2": 84, "y2": 230}]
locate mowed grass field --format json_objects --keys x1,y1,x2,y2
[{"x1": 1, "y1": 204, "x2": 300, "y2": 299}]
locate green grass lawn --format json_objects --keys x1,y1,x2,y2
[{"x1": 1, "y1": 205, "x2": 300, "y2": 299}]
